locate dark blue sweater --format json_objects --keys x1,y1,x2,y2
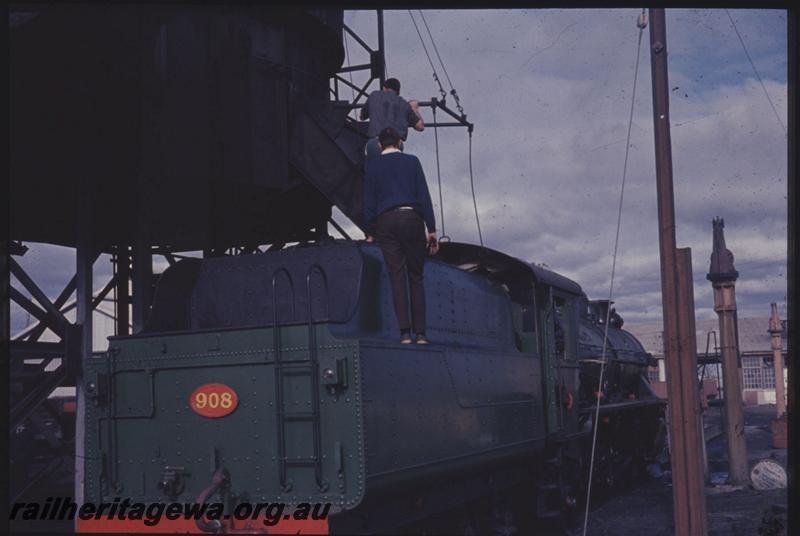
[{"x1": 363, "y1": 152, "x2": 436, "y2": 235}]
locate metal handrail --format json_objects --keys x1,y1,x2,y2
[
  {"x1": 306, "y1": 264, "x2": 330, "y2": 492},
  {"x1": 271, "y1": 267, "x2": 295, "y2": 492}
]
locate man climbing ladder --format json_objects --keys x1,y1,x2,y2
[{"x1": 360, "y1": 77, "x2": 425, "y2": 168}]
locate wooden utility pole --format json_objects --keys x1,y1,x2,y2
[
  {"x1": 648, "y1": 9, "x2": 708, "y2": 535},
  {"x1": 706, "y1": 217, "x2": 750, "y2": 485}
]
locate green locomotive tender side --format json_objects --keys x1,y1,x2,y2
[{"x1": 81, "y1": 240, "x2": 659, "y2": 533}]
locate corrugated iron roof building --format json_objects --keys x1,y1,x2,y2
[{"x1": 626, "y1": 316, "x2": 789, "y2": 406}]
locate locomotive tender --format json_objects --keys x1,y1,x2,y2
[{"x1": 80, "y1": 240, "x2": 665, "y2": 534}]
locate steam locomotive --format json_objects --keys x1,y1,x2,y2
[
  {"x1": 79, "y1": 239, "x2": 665, "y2": 534},
  {"x1": 11, "y1": 6, "x2": 665, "y2": 534}
]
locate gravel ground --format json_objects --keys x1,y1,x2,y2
[{"x1": 567, "y1": 404, "x2": 788, "y2": 536}]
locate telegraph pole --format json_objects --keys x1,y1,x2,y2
[
  {"x1": 706, "y1": 217, "x2": 749, "y2": 485},
  {"x1": 648, "y1": 8, "x2": 708, "y2": 535}
]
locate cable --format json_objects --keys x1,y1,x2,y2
[
  {"x1": 408, "y1": 10, "x2": 448, "y2": 100},
  {"x1": 582, "y1": 10, "x2": 647, "y2": 536},
  {"x1": 725, "y1": 10, "x2": 786, "y2": 134},
  {"x1": 410, "y1": 9, "x2": 477, "y2": 244},
  {"x1": 418, "y1": 10, "x2": 465, "y2": 116},
  {"x1": 432, "y1": 106, "x2": 448, "y2": 240},
  {"x1": 418, "y1": 10, "x2": 464, "y2": 116},
  {"x1": 410, "y1": 9, "x2": 449, "y2": 240},
  {"x1": 418, "y1": 11, "x2": 454, "y2": 92},
  {"x1": 468, "y1": 130, "x2": 483, "y2": 246}
]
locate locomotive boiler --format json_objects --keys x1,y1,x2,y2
[{"x1": 79, "y1": 240, "x2": 665, "y2": 534}]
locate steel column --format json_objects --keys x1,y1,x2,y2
[
  {"x1": 1, "y1": 241, "x2": 9, "y2": 448},
  {"x1": 133, "y1": 11, "x2": 155, "y2": 335},
  {"x1": 131, "y1": 241, "x2": 152, "y2": 334},
  {"x1": 649, "y1": 9, "x2": 708, "y2": 535},
  {"x1": 74, "y1": 200, "x2": 93, "y2": 508},
  {"x1": 377, "y1": 9, "x2": 386, "y2": 85},
  {"x1": 115, "y1": 247, "x2": 131, "y2": 336}
]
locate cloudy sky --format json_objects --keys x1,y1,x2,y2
[
  {"x1": 10, "y1": 8, "x2": 788, "y2": 336},
  {"x1": 335, "y1": 8, "x2": 788, "y2": 326}
]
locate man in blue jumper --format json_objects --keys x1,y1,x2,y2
[{"x1": 363, "y1": 127, "x2": 438, "y2": 344}]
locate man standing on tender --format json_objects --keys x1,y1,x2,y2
[{"x1": 363, "y1": 127, "x2": 438, "y2": 345}]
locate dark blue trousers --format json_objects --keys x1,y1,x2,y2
[{"x1": 375, "y1": 209, "x2": 427, "y2": 334}]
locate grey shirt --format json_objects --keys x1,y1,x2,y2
[{"x1": 361, "y1": 89, "x2": 419, "y2": 140}]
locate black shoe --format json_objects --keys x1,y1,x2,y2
[
  {"x1": 416, "y1": 334, "x2": 429, "y2": 345},
  {"x1": 400, "y1": 333, "x2": 413, "y2": 344}
]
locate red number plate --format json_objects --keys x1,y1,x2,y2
[{"x1": 189, "y1": 383, "x2": 239, "y2": 418}]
